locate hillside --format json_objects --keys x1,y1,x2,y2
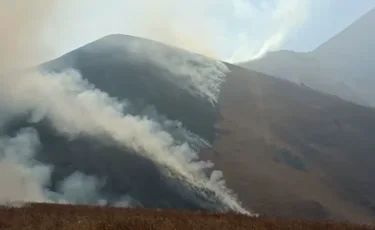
[
  {"x1": 202, "y1": 64, "x2": 375, "y2": 223},
  {"x1": 42, "y1": 34, "x2": 375, "y2": 223},
  {"x1": 1, "y1": 34, "x2": 375, "y2": 224},
  {"x1": 1, "y1": 34, "x2": 243, "y2": 214},
  {"x1": 241, "y1": 7, "x2": 375, "y2": 107},
  {"x1": 0, "y1": 203, "x2": 373, "y2": 230}
]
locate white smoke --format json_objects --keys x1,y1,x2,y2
[
  {"x1": 55, "y1": 172, "x2": 105, "y2": 205},
  {"x1": 229, "y1": 0, "x2": 310, "y2": 62},
  {"x1": 0, "y1": 68, "x2": 250, "y2": 214},
  {"x1": 0, "y1": 128, "x2": 51, "y2": 204},
  {"x1": 0, "y1": 127, "x2": 127, "y2": 207},
  {"x1": 126, "y1": 0, "x2": 311, "y2": 62},
  {"x1": 153, "y1": 52, "x2": 229, "y2": 105}
]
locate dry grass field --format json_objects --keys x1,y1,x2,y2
[{"x1": 0, "y1": 203, "x2": 374, "y2": 230}]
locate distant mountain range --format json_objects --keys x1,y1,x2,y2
[{"x1": 242, "y1": 7, "x2": 375, "y2": 107}]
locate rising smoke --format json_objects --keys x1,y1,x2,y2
[
  {"x1": 0, "y1": 128, "x2": 51, "y2": 205},
  {"x1": 131, "y1": 0, "x2": 311, "y2": 62},
  {"x1": 0, "y1": 67, "x2": 250, "y2": 214},
  {"x1": 229, "y1": 0, "x2": 310, "y2": 61}
]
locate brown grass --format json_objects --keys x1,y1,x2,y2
[{"x1": 0, "y1": 203, "x2": 373, "y2": 230}]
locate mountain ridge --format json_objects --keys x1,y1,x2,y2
[{"x1": 241, "y1": 7, "x2": 375, "y2": 107}]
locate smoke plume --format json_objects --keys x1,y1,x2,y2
[
  {"x1": 229, "y1": 0, "x2": 310, "y2": 62},
  {"x1": 130, "y1": 0, "x2": 311, "y2": 62},
  {"x1": 0, "y1": 68, "x2": 250, "y2": 214},
  {"x1": 0, "y1": 128, "x2": 51, "y2": 204},
  {"x1": 0, "y1": 0, "x2": 255, "y2": 214}
]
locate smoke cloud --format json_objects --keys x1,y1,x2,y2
[
  {"x1": 0, "y1": 127, "x2": 123, "y2": 207},
  {"x1": 0, "y1": 68, "x2": 250, "y2": 214},
  {"x1": 0, "y1": 128, "x2": 51, "y2": 204}
]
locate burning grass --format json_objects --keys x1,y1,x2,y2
[{"x1": 0, "y1": 203, "x2": 373, "y2": 230}]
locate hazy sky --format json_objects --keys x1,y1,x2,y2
[
  {"x1": 43, "y1": 0, "x2": 375, "y2": 62},
  {"x1": 283, "y1": 0, "x2": 375, "y2": 51},
  {"x1": 1, "y1": 0, "x2": 374, "y2": 68}
]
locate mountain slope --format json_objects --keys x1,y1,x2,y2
[
  {"x1": 313, "y1": 7, "x2": 375, "y2": 66},
  {"x1": 41, "y1": 34, "x2": 224, "y2": 143},
  {"x1": 1, "y1": 34, "x2": 375, "y2": 224},
  {"x1": 241, "y1": 7, "x2": 375, "y2": 107},
  {"x1": 202, "y1": 64, "x2": 375, "y2": 223},
  {"x1": 1, "y1": 34, "x2": 245, "y2": 214},
  {"x1": 41, "y1": 34, "x2": 375, "y2": 223}
]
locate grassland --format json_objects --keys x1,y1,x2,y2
[{"x1": 0, "y1": 203, "x2": 374, "y2": 230}]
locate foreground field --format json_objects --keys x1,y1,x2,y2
[{"x1": 0, "y1": 203, "x2": 373, "y2": 230}]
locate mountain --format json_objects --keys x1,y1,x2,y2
[
  {"x1": 1, "y1": 34, "x2": 242, "y2": 214},
  {"x1": 241, "y1": 7, "x2": 375, "y2": 107},
  {"x1": 1, "y1": 34, "x2": 375, "y2": 224}
]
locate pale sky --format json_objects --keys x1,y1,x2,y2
[
  {"x1": 41, "y1": 0, "x2": 374, "y2": 62},
  {"x1": 283, "y1": 0, "x2": 375, "y2": 52}
]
